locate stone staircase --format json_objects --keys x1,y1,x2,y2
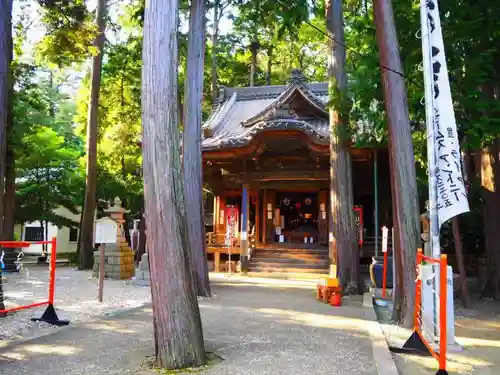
[{"x1": 248, "y1": 245, "x2": 330, "y2": 274}]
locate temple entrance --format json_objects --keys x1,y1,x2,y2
[{"x1": 275, "y1": 192, "x2": 319, "y2": 244}]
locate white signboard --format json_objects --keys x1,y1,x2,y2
[
  {"x1": 382, "y1": 226, "x2": 388, "y2": 253},
  {"x1": 95, "y1": 217, "x2": 118, "y2": 244}
]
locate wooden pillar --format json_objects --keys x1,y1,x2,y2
[
  {"x1": 318, "y1": 190, "x2": 328, "y2": 244},
  {"x1": 255, "y1": 190, "x2": 260, "y2": 245},
  {"x1": 262, "y1": 189, "x2": 267, "y2": 244},
  {"x1": 213, "y1": 195, "x2": 219, "y2": 236},
  {"x1": 214, "y1": 251, "x2": 220, "y2": 272},
  {"x1": 216, "y1": 195, "x2": 226, "y2": 245},
  {"x1": 265, "y1": 190, "x2": 276, "y2": 243},
  {"x1": 240, "y1": 185, "x2": 250, "y2": 258}
]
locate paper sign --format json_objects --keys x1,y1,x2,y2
[
  {"x1": 95, "y1": 217, "x2": 118, "y2": 244},
  {"x1": 321, "y1": 211, "x2": 326, "y2": 219},
  {"x1": 267, "y1": 211, "x2": 272, "y2": 219},
  {"x1": 267, "y1": 203, "x2": 272, "y2": 211},
  {"x1": 320, "y1": 203, "x2": 325, "y2": 211},
  {"x1": 382, "y1": 226, "x2": 388, "y2": 253},
  {"x1": 279, "y1": 235, "x2": 284, "y2": 243},
  {"x1": 275, "y1": 227, "x2": 281, "y2": 235},
  {"x1": 219, "y1": 210, "x2": 225, "y2": 225}
]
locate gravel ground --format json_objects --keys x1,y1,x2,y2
[
  {"x1": 0, "y1": 282, "x2": 379, "y2": 375},
  {"x1": 374, "y1": 298, "x2": 500, "y2": 375},
  {"x1": 1, "y1": 265, "x2": 151, "y2": 341}
]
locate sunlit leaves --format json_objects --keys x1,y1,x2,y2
[{"x1": 36, "y1": 0, "x2": 97, "y2": 67}]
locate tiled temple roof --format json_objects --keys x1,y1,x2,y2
[{"x1": 202, "y1": 69, "x2": 330, "y2": 151}]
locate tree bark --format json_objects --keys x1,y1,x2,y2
[
  {"x1": 479, "y1": 141, "x2": 500, "y2": 298},
  {"x1": 451, "y1": 216, "x2": 471, "y2": 307},
  {"x1": 250, "y1": 39, "x2": 259, "y2": 87},
  {"x1": 373, "y1": 0, "x2": 419, "y2": 327},
  {"x1": 183, "y1": 0, "x2": 211, "y2": 297},
  {"x1": 0, "y1": 0, "x2": 13, "y2": 243},
  {"x1": 210, "y1": 0, "x2": 220, "y2": 104},
  {"x1": 266, "y1": 46, "x2": 273, "y2": 86},
  {"x1": 325, "y1": 0, "x2": 359, "y2": 293},
  {"x1": 78, "y1": 0, "x2": 106, "y2": 270},
  {"x1": 3, "y1": 148, "x2": 15, "y2": 240},
  {"x1": 142, "y1": 0, "x2": 206, "y2": 368}
]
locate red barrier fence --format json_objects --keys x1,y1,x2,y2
[
  {"x1": 395, "y1": 248, "x2": 448, "y2": 375},
  {"x1": 0, "y1": 237, "x2": 69, "y2": 326}
]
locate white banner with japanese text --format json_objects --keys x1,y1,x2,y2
[{"x1": 422, "y1": 0, "x2": 470, "y2": 227}]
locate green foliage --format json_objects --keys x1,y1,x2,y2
[
  {"x1": 12, "y1": 66, "x2": 84, "y2": 227},
  {"x1": 36, "y1": 0, "x2": 97, "y2": 67},
  {"x1": 16, "y1": 125, "x2": 83, "y2": 227},
  {"x1": 74, "y1": 32, "x2": 144, "y2": 213}
]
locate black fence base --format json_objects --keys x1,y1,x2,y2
[
  {"x1": 435, "y1": 370, "x2": 448, "y2": 375},
  {"x1": 389, "y1": 331, "x2": 432, "y2": 356},
  {"x1": 31, "y1": 304, "x2": 70, "y2": 326}
]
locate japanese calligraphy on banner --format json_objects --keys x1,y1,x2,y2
[{"x1": 421, "y1": 0, "x2": 469, "y2": 227}]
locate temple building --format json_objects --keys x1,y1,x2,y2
[{"x1": 203, "y1": 69, "x2": 392, "y2": 274}]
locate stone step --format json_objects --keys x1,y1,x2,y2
[
  {"x1": 254, "y1": 248, "x2": 328, "y2": 254},
  {"x1": 251, "y1": 259, "x2": 329, "y2": 268},
  {"x1": 251, "y1": 252, "x2": 329, "y2": 261},
  {"x1": 247, "y1": 266, "x2": 329, "y2": 274},
  {"x1": 251, "y1": 257, "x2": 329, "y2": 265}
]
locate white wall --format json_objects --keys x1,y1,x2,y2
[{"x1": 19, "y1": 206, "x2": 81, "y2": 255}]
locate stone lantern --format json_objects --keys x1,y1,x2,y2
[{"x1": 92, "y1": 197, "x2": 135, "y2": 280}]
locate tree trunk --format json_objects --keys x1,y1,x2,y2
[
  {"x1": 451, "y1": 216, "x2": 471, "y2": 307},
  {"x1": 210, "y1": 0, "x2": 219, "y2": 104},
  {"x1": 142, "y1": 0, "x2": 206, "y2": 368},
  {"x1": 266, "y1": 46, "x2": 273, "y2": 86},
  {"x1": 250, "y1": 39, "x2": 259, "y2": 87},
  {"x1": 373, "y1": 0, "x2": 419, "y2": 327},
  {"x1": 325, "y1": 0, "x2": 358, "y2": 292},
  {"x1": 480, "y1": 141, "x2": 500, "y2": 298},
  {"x1": 0, "y1": 0, "x2": 13, "y2": 243},
  {"x1": 2, "y1": 148, "x2": 15, "y2": 240},
  {"x1": 183, "y1": 0, "x2": 211, "y2": 297},
  {"x1": 78, "y1": 0, "x2": 106, "y2": 270}
]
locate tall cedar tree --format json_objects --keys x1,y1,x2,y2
[
  {"x1": 78, "y1": 0, "x2": 106, "y2": 269},
  {"x1": 183, "y1": 0, "x2": 211, "y2": 297},
  {"x1": 142, "y1": 0, "x2": 206, "y2": 368},
  {"x1": 0, "y1": 0, "x2": 13, "y2": 313},
  {"x1": 373, "y1": 0, "x2": 419, "y2": 327},
  {"x1": 325, "y1": 0, "x2": 360, "y2": 292}
]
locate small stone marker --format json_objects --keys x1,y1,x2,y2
[{"x1": 132, "y1": 252, "x2": 151, "y2": 286}]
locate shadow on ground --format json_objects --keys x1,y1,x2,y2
[{"x1": 1, "y1": 281, "x2": 379, "y2": 375}]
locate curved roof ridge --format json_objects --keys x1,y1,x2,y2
[
  {"x1": 203, "y1": 92, "x2": 237, "y2": 135},
  {"x1": 209, "y1": 119, "x2": 329, "y2": 150},
  {"x1": 241, "y1": 82, "x2": 327, "y2": 128}
]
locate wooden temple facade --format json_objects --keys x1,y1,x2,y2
[{"x1": 203, "y1": 70, "x2": 392, "y2": 274}]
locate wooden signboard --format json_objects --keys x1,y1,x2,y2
[{"x1": 95, "y1": 217, "x2": 118, "y2": 244}]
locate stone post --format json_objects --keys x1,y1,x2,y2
[
  {"x1": 420, "y1": 201, "x2": 430, "y2": 256},
  {"x1": 92, "y1": 197, "x2": 135, "y2": 279}
]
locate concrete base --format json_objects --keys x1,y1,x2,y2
[{"x1": 132, "y1": 253, "x2": 150, "y2": 287}]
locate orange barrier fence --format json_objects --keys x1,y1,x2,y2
[
  {"x1": 396, "y1": 248, "x2": 448, "y2": 375},
  {"x1": 0, "y1": 238, "x2": 69, "y2": 326}
]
